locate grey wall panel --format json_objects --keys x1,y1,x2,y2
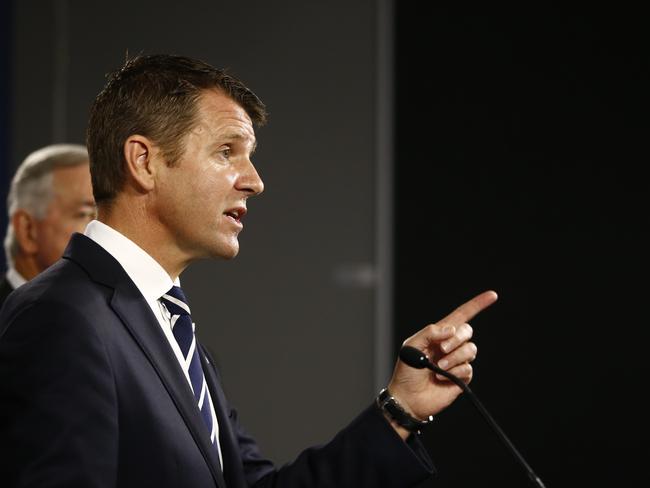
[
  {"x1": 11, "y1": 0, "x2": 389, "y2": 464},
  {"x1": 11, "y1": 1, "x2": 57, "y2": 164}
]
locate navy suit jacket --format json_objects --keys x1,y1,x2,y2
[
  {"x1": 0, "y1": 233, "x2": 433, "y2": 487},
  {"x1": 0, "y1": 276, "x2": 13, "y2": 308}
]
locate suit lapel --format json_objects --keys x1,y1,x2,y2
[
  {"x1": 111, "y1": 290, "x2": 227, "y2": 488},
  {"x1": 64, "y1": 234, "x2": 227, "y2": 488}
]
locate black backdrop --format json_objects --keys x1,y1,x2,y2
[
  {"x1": 0, "y1": 1, "x2": 11, "y2": 272},
  {"x1": 394, "y1": 5, "x2": 648, "y2": 487}
]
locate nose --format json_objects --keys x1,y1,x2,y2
[{"x1": 236, "y1": 159, "x2": 264, "y2": 197}]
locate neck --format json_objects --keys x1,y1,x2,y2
[
  {"x1": 13, "y1": 254, "x2": 41, "y2": 281},
  {"x1": 98, "y1": 198, "x2": 189, "y2": 281}
]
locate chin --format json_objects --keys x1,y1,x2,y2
[
  {"x1": 213, "y1": 242, "x2": 240, "y2": 260},
  {"x1": 221, "y1": 249, "x2": 239, "y2": 260}
]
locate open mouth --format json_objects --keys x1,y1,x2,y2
[{"x1": 224, "y1": 207, "x2": 246, "y2": 223}]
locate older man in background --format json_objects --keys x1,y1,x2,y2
[{"x1": 0, "y1": 144, "x2": 95, "y2": 306}]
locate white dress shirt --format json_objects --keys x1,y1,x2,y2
[
  {"x1": 5, "y1": 267, "x2": 27, "y2": 290},
  {"x1": 84, "y1": 220, "x2": 223, "y2": 468}
]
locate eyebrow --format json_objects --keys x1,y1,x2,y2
[{"x1": 220, "y1": 132, "x2": 258, "y2": 154}]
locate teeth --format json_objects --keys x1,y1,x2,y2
[{"x1": 225, "y1": 208, "x2": 245, "y2": 220}]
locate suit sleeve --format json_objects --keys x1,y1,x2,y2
[
  {"x1": 209, "y1": 357, "x2": 435, "y2": 488},
  {"x1": 238, "y1": 404, "x2": 434, "y2": 488},
  {"x1": 0, "y1": 300, "x2": 118, "y2": 488}
]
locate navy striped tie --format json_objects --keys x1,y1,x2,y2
[{"x1": 160, "y1": 286, "x2": 219, "y2": 450}]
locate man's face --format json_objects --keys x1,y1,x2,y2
[
  {"x1": 34, "y1": 163, "x2": 96, "y2": 271},
  {"x1": 154, "y1": 89, "x2": 264, "y2": 263}
]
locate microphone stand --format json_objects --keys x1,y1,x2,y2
[{"x1": 399, "y1": 345, "x2": 546, "y2": 488}]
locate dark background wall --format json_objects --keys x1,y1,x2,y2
[
  {"x1": 0, "y1": 0, "x2": 11, "y2": 272},
  {"x1": 395, "y1": 5, "x2": 648, "y2": 487}
]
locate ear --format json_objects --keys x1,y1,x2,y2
[
  {"x1": 123, "y1": 135, "x2": 159, "y2": 193},
  {"x1": 12, "y1": 210, "x2": 39, "y2": 255}
]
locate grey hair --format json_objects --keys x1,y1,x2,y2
[{"x1": 4, "y1": 144, "x2": 89, "y2": 267}]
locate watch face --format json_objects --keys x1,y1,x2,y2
[{"x1": 376, "y1": 388, "x2": 431, "y2": 432}]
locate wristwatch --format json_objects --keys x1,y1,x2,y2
[{"x1": 376, "y1": 388, "x2": 434, "y2": 433}]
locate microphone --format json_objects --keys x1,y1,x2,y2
[{"x1": 399, "y1": 345, "x2": 546, "y2": 488}]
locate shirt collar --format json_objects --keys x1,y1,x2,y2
[
  {"x1": 6, "y1": 267, "x2": 28, "y2": 289},
  {"x1": 84, "y1": 220, "x2": 178, "y2": 302}
]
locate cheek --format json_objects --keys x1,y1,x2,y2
[
  {"x1": 195, "y1": 174, "x2": 232, "y2": 211},
  {"x1": 51, "y1": 221, "x2": 78, "y2": 250},
  {"x1": 34, "y1": 222, "x2": 70, "y2": 266},
  {"x1": 70, "y1": 218, "x2": 90, "y2": 234}
]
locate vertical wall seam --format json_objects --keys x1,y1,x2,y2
[
  {"x1": 374, "y1": 0, "x2": 394, "y2": 393},
  {"x1": 52, "y1": 0, "x2": 69, "y2": 142}
]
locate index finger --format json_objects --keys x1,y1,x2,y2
[{"x1": 442, "y1": 290, "x2": 498, "y2": 325}]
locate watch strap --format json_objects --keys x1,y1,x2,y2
[{"x1": 376, "y1": 388, "x2": 434, "y2": 433}]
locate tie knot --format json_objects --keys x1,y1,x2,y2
[{"x1": 161, "y1": 285, "x2": 191, "y2": 316}]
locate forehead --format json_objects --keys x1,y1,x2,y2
[
  {"x1": 193, "y1": 89, "x2": 256, "y2": 142},
  {"x1": 51, "y1": 163, "x2": 91, "y2": 188},
  {"x1": 50, "y1": 163, "x2": 94, "y2": 205}
]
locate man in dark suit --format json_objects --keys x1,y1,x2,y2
[
  {"x1": 0, "y1": 144, "x2": 95, "y2": 307},
  {"x1": 0, "y1": 54, "x2": 497, "y2": 487}
]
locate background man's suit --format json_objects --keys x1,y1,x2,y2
[
  {"x1": 0, "y1": 277, "x2": 12, "y2": 308},
  {"x1": 0, "y1": 232, "x2": 433, "y2": 487}
]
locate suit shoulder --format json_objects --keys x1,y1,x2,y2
[
  {"x1": 0, "y1": 259, "x2": 110, "y2": 339},
  {"x1": 0, "y1": 277, "x2": 13, "y2": 308}
]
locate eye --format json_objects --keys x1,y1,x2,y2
[
  {"x1": 218, "y1": 147, "x2": 231, "y2": 159},
  {"x1": 75, "y1": 207, "x2": 97, "y2": 220}
]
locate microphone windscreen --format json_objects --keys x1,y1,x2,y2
[{"x1": 399, "y1": 346, "x2": 429, "y2": 369}]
